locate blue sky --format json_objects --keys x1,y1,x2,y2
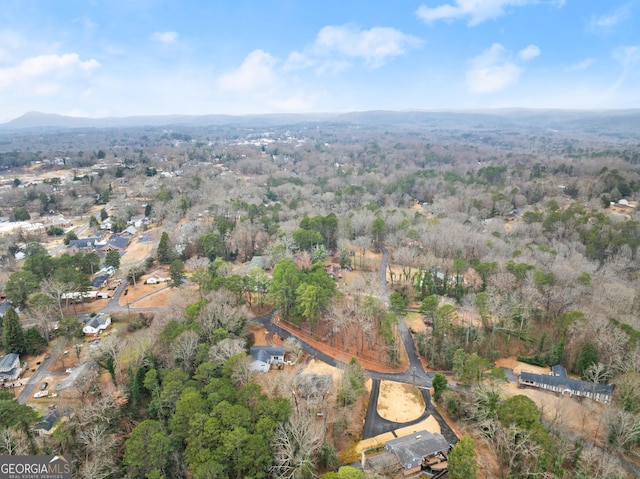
[{"x1": 0, "y1": 0, "x2": 638, "y2": 121}]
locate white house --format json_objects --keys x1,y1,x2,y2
[
  {"x1": 145, "y1": 270, "x2": 171, "y2": 284},
  {"x1": 0, "y1": 353, "x2": 21, "y2": 382},
  {"x1": 82, "y1": 315, "x2": 112, "y2": 335},
  {"x1": 249, "y1": 346, "x2": 285, "y2": 372}
]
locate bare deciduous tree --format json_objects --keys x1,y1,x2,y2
[
  {"x1": 271, "y1": 411, "x2": 325, "y2": 479},
  {"x1": 605, "y1": 407, "x2": 640, "y2": 451},
  {"x1": 172, "y1": 329, "x2": 200, "y2": 374},
  {"x1": 198, "y1": 291, "x2": 247, "y2": 338},
  {"x1": 208, "y1": 337, "x2": 246, "y2": 366},
  {"x1": 0, "y1": 428, "x2": 29, "y2": 455},
  {"x1": 230, "y1": 355, "x2": 253, "y2": 388}
]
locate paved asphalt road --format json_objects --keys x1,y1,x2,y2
[
  {"x1": 255, "y1": 244, "x2": 459, "y2": 446},
  {"x1": 17, "y1": 355, "x2": 53, "y2": 405}
]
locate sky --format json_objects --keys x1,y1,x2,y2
[{"x1": 0, "y1": 0, "x2": 639, "y2": 122}]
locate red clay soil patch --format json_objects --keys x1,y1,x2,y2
[{"x1": 275, "y1": 317, "x2": 408, "y2": 373}]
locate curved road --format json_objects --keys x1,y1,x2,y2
[
  {"x1": 255, "y1": 244, "x2": 458, "y2": 446},
  {"x1": 18, "y1": 280, "x2": 167, "y2": 403}
]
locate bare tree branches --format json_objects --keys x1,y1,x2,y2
[{"x1": 271, "y1": 411, "x2": 325, "y2": 479}]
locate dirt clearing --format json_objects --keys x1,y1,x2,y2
[
  {"x1": 494, "y1": 357, "x2": 608, "y2": 444},
  {"x1": 499, "y1": 381, "x2": 608, "y2": 443},
  {"x1": 377, "y1": 381, "x2": 425, "y2": 422}
]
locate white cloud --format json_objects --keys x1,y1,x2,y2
[
  {"x1": 518, "y1": 44, "x2": 540, "y2": 61},
  {"x1": 0, "y1": 53, "x2": 100, "y2": 89},
  {"x1": 33, "y1": 83, "x2": 60, "y2": 96},
  {"x1": 588, "y1": 4, "x2": 631, "y2": 32},
  {"x1": 315, "y1": 25, "x2": 422, "y2": 67},
  {"x1": 466, "y1": 43, "x2": 522, "y2": 93},
  {"x1": 150, "y1": 31, "x2": 178, "y2": 44},
  {"x1": 564, "y1": 58, "x2": 595, "y2": 72},
  {"x1": 217, "y1": 49, "x2": 277, "y2": 93},
  {"x1": 416, "y1": 0, "x2": 564, "y2": 26},
  {"x1": 283, "y1": 51, "x2": 315, "y2": 72},
  {"x1": 285, "y1": 24, "x2": 421, "y2": 72}
]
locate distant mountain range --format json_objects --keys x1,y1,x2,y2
[{"x1": 1, "y1": 109, "x2": 639, "y2": 136}]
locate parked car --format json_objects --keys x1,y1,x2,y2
[
  {"x1": 34, "y1": 390, "x2": 48, "y2": 398},
  {"x1": 65, "y1": 368, "x2": 73, "y2": 374},
  {"x1": 107, "y1": 285, "x2": 117, "y2": 290},
  {"x1": 40, "y1": 382, "x2": 48, "y2": 391}
]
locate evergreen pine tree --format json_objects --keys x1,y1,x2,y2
[
  {"x1": 448, "y1": 435, "x2": 477, "y2": 479},
  {"x1": 169, "y1": 259, "x2": 185, "y2": 287},
  {"x1": 157, "y1": 232, "x2": 175, "y2": 264},
  {"x1": 2, "y1": 307, "x2": 26, "y2": 354}
]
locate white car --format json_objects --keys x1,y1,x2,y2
[
  {"x1": 65, "y1": 368, "x2": 73, "y2": 374},
  {"x1": 34, "y1": 390, "x2": 49, "y2": 398}
]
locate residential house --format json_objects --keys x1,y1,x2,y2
[
  {"x1": 92, "y1": 274, "x2": 109, "y2": 289},
  {"x1": 0, "y1": 353, "x2": 21, "y2": 382},
  {"x1": 99, "y1": 217, "x2": 113, "y2": 230},
  {"x1": 34, "y1": 407, "x2": 68, "y2": 436},
  {"x1": 145, "y1": 270, "x2": 171, "y2": 284},
  {"x1": 94, "y1": 266, "x2": 115, "y2": 277},
  {"x1": 121, "y1": 226, "x2": 138, "y2": 237},
  {"x1": 98, "y1": 235, "x2": 129, "y2": 253},
  {"x1": 66, "y1": 238, "x2": 96, "y2": 254},
  {"x1": 384, "y1": 430, "x2": 451, "y2": 476},
  {"x1": 82, "y1": 314, "x2": 112, "y2": 335},
  {"x1": 249, "y1": 346, "x2": 285, "y2": 372},
  {"x1": 127, "y1": 215, "x2": 146, "y2": 228},
  {"x1": 518, "y1": 364, "x2": 614, "y2": 403},
  {"x1": 88, "y1": 230, "x2": 107, "y2": 240}
]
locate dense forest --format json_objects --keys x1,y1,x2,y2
[{"x1": 1, "y1": 110, "x2": 640, "y2": 478}]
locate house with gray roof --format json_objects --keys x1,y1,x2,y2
[
  {"x1": 98, "y1": 234, "x2": 129, "y2": 253},
  {"x1": 121, "y1": 226, "x2": 138, "y2": 236},
  {"x1": 249, "y1": 346, "x2": 285, "y2": 372},
  {"x1": 67, "y1": 238, "x2": 97, "y2": 254},
  {"x1": 385, "y1": 430, "x2": 450, "y2": 475},
  {"x1": 92, "y1": 274, "x2": 109, "y2": 289},
  {"x1": 0, "y1": 353, "x2": 21, "y2": 382},
  {"x1": 34, "y1": 407, "x2": 69, "y2": 436},
  {"x1": 518, "y1": 364, "x2": 613, "y2": 403},
  {"x1": 82, "y1": 314, "x2": 112, "y2": 335}
]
